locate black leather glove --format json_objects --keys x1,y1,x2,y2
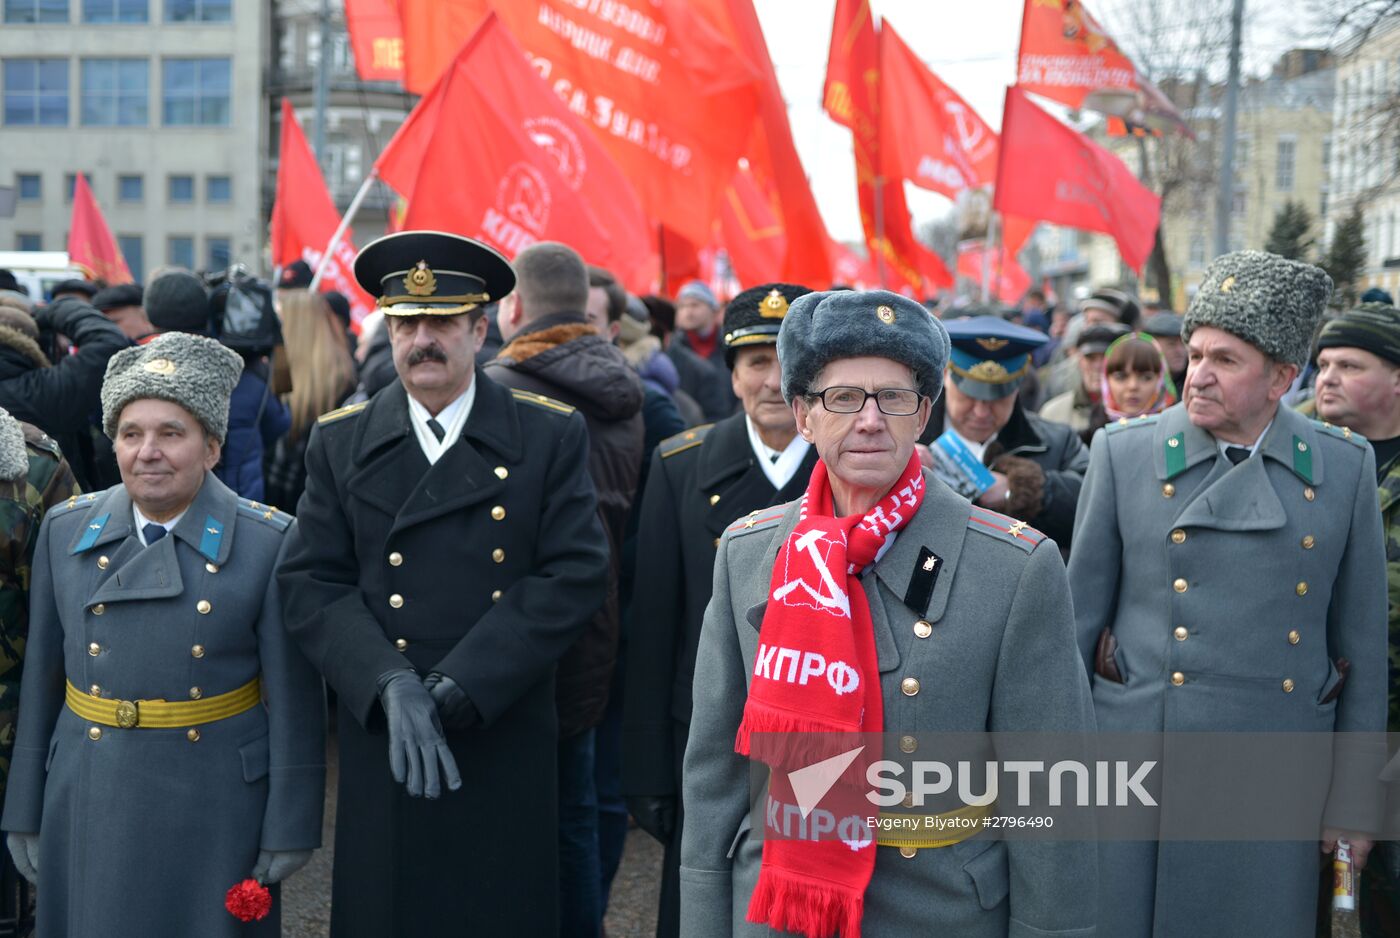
[
  {"x1": 626, "y1": 795, "x2": 677, "y2": 843},
  {"x1": 422, "y1": 672, "x2": 480, "y2": 731},
  {"x1": 376, "y1": 669, "x2": 462, "y2": 799}
]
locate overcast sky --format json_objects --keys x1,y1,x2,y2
[{"x1": 756, "y1": 0, "x2": 1330, "y2": 243}]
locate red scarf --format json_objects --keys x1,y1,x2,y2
[{"x1": 736, "y1": 452, "x2": 925, "y2": 938}]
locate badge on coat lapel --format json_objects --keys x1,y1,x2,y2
[{"x1": 903, "y1": 547, "x2": 943, "y2": 614}]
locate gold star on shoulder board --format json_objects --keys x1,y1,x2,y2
[{"x1": 1008, "y1": 520, "x2": 1029, "y2": 537}]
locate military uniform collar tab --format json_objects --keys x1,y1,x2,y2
[
  {"x1": 1154, "y1": 404, "x2": 1217, "y2": 480},
  {"x1": 68, "y1": 487, "x2": 130, "y2": 554},
  {"x1": 1258, "y1": 406, "x2": 1323, "y2": 485},
  {"x1": 170, "y1": 473, "x2": 238, "y2": 564},
  {"x1": 874, "y1": 472, "x2": 970, "y2": 623}
]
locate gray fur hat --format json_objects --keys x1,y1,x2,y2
[
  {"x1": 100, "y1": 332, "x2": 244, "y2": 441},
  {"x1": 777, "y1": 290, "x2": 949, "y2": 403},
  {"x1": 1183, "y1": 250, "x2": 1332, "y2": 366}
]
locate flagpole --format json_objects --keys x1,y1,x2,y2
[
  {"x1": 873, "y1": 176, "x2": 888, "y2": 289},
  {"x1": 310, "y1": 169, "x2": 378, "y2": 291},
  {"x1": 982, "y1": 212, "x2": 999, "y2": 304}
]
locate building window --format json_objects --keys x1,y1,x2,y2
[
  {"x1": 16, "y1": 233, "x2": 41, "y2": 252},
  {"x1": 1275, "y1": 138, "x2": 1296, "y2": 192},
  {"x1": 117, "y1": 234, "x2": 142, "y2": 280},
  {"x1": 206, "y1": 174, "x2": 230, "y2": 203},
  {"x1": 164, "y1": 0, "x2": 227, "y2": 22},
  {"x1": 64, "y1": 171, "x2": 92, "y2": 200},
  {"x1": 80, "y1": 59, "x2": 148, "y2": 126},
  {"x1": 167, "y1": 174, "x2": 193, "y2": 203},
  {"x1": 168, "y1": 235, "x2": 193, "y2": 269},
  {"x1": 162, "y1": 57, "x2": 230, "y2": 126},
  {"x1": 3, "y1": 58, "x2": 68, "y2": 126},
  {"x1": 3, "y1": 0, "x2": 67, "y2": 22},
  {"x1": 206, "y1": 236, "x2": 230, "y2": 270},
  {"x1": 83, "y1": 0, "x2": 143, "y2": 21},
  {"x1": 16, "y1": 173, "x2": 40, "y2": 200},
  {"x1": 117, "y1": 174, "x2": 142, "y2": 202}
]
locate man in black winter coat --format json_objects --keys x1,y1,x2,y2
[{"x1": 0, "y1": 296, "x2": 127, "y2": 490}]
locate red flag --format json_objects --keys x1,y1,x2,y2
[
  {"x1": 719, "y1": 161, "x2": 786, "y2": 288},
  {"x1": 824, "y1": 0, "x2": 951, "y2": 294},
  {"x1": 344, "y1": 0, "x2": 404, "y2": 82},
  {"x1": 1016, "y1": 0, "x2": 1190, "y2": 136},
  {"x1": 993, "y1": 87, "x2": 1160, "y2": 273},
  {"x1": 826, "y1": 237, "x2": 879, "y2": 289},
  {"x1": 68, "y1": 174, "x2": 132, "y2": 285},
  {"x1": 270, "y1": 99, "x2": 376, "y2": 322},
  {"x1": 878, "y1": 22, "x2": 997, "y2": 198},
  {"x1": 376, "y1": 14, "x2": 656, "y2": 286},
  {"x1": 957, "y1": 241, "x2": 1032, "y2": 303},
  {"x1": 1001, "y1": 215, "x2": 1038, "y2": 260}
]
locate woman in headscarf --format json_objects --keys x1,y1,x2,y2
[{"x1": 1082, "y1": 332, "x2": 1179, "y2": 446}]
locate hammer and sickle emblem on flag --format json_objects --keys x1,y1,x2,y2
[{"x1": 772, "y1": 529, "x2": 851, "y2": 618}]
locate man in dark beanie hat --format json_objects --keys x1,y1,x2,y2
[
  {"x1": 144, "y1": 270, "x2": 209, "y2": 335},
  {"x1": 1, "y1": 332, "x2": 326, "y2": 936},
  {"x1": 623, "y1": 283, "x2": 818, "y2": 938},
  {"x1": 1313, "y1": 302, "x2": 1400, "y2": 931},
  {"x1": 92, "y1": 283, "x2": 157, "y2": 343},
  {"x1": 681, "y1": 289, "x2": 1094, "y2": 937},
  {"x1": 1070, "y1": 250, "x2": 1389, "y2": 937},
  {"x1": 49, "y1": 279, "x2": 98, "y2": 303}
]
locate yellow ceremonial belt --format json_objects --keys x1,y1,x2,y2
[
  {"x1": 66, "y1": 677, "x2": 261, "y2": 729},
  {"x1": 874, "y1": 802, "x2": 993, "y2": 849}
]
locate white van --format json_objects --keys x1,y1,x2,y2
[{"x1": 0, "y1": 251, "x2": 86, "y2": 301}]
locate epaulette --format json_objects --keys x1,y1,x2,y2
[
  {"x1": 1104, "y1": 413, "x2": 1161, "y2": 435},
  {"x1": 725, "y1": 507, "x2": 786, "y2": 537},
  {"x1": 511, "y1": 389, "x2": 575, "y2": 416},
  {"x1": 48, "y1": 491, "x2": 101, "y2": 517},
  {"x1": 21, "y1": 423, "x2": 60, "y2": 458},
  {"x1": 966, "y1": 506, "x2": 1045, "y2": 554},
  {"x1": 659, "y1": 424, "x2": 714, "y2": 459},
  {"x1": 237, "y1": 498, "x2": 293, "y2": 532},
  {"x1": 1314, "y1": 420, "x2": 1368, "y2": 449},
  {"x1": 318, "y1": 402, "x2": 367, "y2": 425}
]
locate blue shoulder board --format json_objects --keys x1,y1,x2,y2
[
  {"x1": 966, "y1": 507, "x2": 1045, "y2": 554},
  {"x1": 237, "y1": 498, "x2": 293, "y2": 532}
]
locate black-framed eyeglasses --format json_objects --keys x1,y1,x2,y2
[{"x1": 806, "y1": 386, "x2": 924, "y2": 416}]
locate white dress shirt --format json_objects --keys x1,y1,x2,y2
[
  {"x1": 406, "y1": 381, "x2": 477, "y2": 465},
  {"x1": 133, "y1": 504, "x2": 187, "y2": 546},
  {"x1": 746, "y1": 417, "x2": 811, "y2": 491}
]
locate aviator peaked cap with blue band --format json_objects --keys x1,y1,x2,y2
[
  {"x1": 353, "y1": 230, "x2": 516, "y2": 317},
  {"x1": 943, "y1": 315, "x2": 1048, "y2": 401}
]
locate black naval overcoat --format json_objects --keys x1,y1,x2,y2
[
  {"x1": 621, "y1": 412, "x2": 816, "y2": 936},
  {"x1": 278, "y1": 372, "x2": 608, "y2": 937}
]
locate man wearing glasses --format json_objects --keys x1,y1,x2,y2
[{"x1": 920, "y1": 316, "x2": 1089, "y2": 550}]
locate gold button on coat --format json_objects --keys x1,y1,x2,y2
[
  {"x1": 1288, "y1": 630, "x2": 1300, "y2": 645},
  {"x1": 913, "y1": 620, "x2": 933, "y2": 639},
  {"x1": 187, "y1": 728, "x2": 200, "y2": 742},
  {"x1": 191, "y1": 644, "x2": 205, "y2": 658},
  {"x1": 1296, "y1": 582, "x2": 1308, "y2": 597},
  {"x1": 492, "y1": 548, "x2": 505, "y2": 563},
  {"x1": 901, "y1": 677, "x2": 920, "y2": 697},
  {"x1": 89, "y1": 684, "x2": 101, "y2": 696},
  {"x1": 495, "y1": 466, "x2": 509, "y2": 479},
  {"x1": 389, "y1": 594, "x2": 404, "y2": 609},
  {"x1": 92, "y1": 603, "x2": 105, "y2": 615},
  {"x1": 1304, "y1": 487, "x2": 1315, "y2": 501},
  {"x1": 1173, "y1": 578, "x2": 1188, "y2": 593},
  {"x1": 1174, "y1": 626, "x2": 1188, "y2": 641},
  {"x1": 491, "y1": 590, "x2": 502, "y2": 602},
  {"x1": 88, "y1": 726, "x2": 102, "y2": 740},
  {"x1": 97, "y1": 555, "x2": 109, "y2": 569},
  {"x1": 1162, "y1": 483, "x2": 1175, "y2": 498},
  {"x1": 1282, "y1": 679, "x2": 1295, "y2": 693},
  {"x1": 388, "y1": 552, "x2": 403, "y2": 566},
  {"x1": 205, "y1": 562, "x2": 219, "y2": 574},
  {"x1": 1170, "y1": 529, "x2": 1186, "y2": 544},
  {"x1": 709, "y1": 494, "x2": 721, "y2": 506},
  {"x1": 196, "y1": 600, "x2": 211, "y2": 614},
  {"x1": 900, "y1": 846, "x2": 917, "y2": 858},
  {"x1": 395, "y1": 638, "x2": 408, "y2": 651},
  {"x1": 1171, "y1": 672, "x2": 1185, "y2": 686},
  {"x1": 1301, "y1": 535, "x2": 1315, "y2": 549},
  {"x1": 88, "y1": 642, "x2": 100, "y2": 657},
  {"x1": 189, "y1": 687, "x2": 202, "y2": 700},
  {"x1": 491, "y1": 506, "x2": 506, "y2": 521},
  {"x1": 899, "y1": 735, "x2": 917, "y2": 753}
]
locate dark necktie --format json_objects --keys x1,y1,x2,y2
[
  {"x1": 426, "y1": 417, "x2": 446, "y2": 443},
  {"x1": 143, "y1": 523, "x2": 168, "y2": 545},
  {"x1": 1224, "y1": 446, "x2": 1250, "y2": 465},
  {"x1": 770, "y1": 453, "x2": 780, "y2": 464}
]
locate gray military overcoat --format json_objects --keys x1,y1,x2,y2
[
  {"x1": 680, "y1": 469, "x2": 1097, "y2": 937},
  {"x1": 1067, "y1": 402, "x2": 1388, "y2": 937},
  {"x1": 0, "y1": 473, "x2": 326, "y2": 937}
]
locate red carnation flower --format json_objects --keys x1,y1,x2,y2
[{"x1": 225, "y1": 878, "x2": 272, "y2": 922}]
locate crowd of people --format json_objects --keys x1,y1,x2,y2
[{"x1": 0, "y1": 236, "x2": 1392, "y2": 938}]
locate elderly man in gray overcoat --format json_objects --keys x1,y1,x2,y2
[
  {"x1": 0, "y1": 332, "x2": 326, "y2": 937},
  {"x1": 1068, "y1": 250, "x2": 1389, "y2": 937},
  {"x1": 680, "y1": 290, "x2": 1096, "y2": 937}
]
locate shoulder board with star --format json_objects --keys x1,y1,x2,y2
[
  {"x1": 21, "y1": 423, "x2": 60, "y2": 458},
  {"x1": 237, "y1": 498, "x2": 293, "y2": 532},
  {"x1": 725, "y1": 507, "x2": 787, "y2": 537},
  {"x1": 1104, "y1": 413, "x2": 1161, "y2": 435},
  {"x1": 48, "y1": 491, "x2": 104, "y2": 518},
  {"x1": 510, "y1": 389, "x2": 575, "y2": 416},
  {"x1": 966, "y1": 506, "x2": 1045, "y2": 554},
  {"x1": 1313, "y1": 419, "x2": 1368, "y2": 449},
  {"x1": 318, "y1": 402, "x2": 367, "y2": 426},
  {"x1": 659, "y1": 423, "x2": 715, "y2": 459}
]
